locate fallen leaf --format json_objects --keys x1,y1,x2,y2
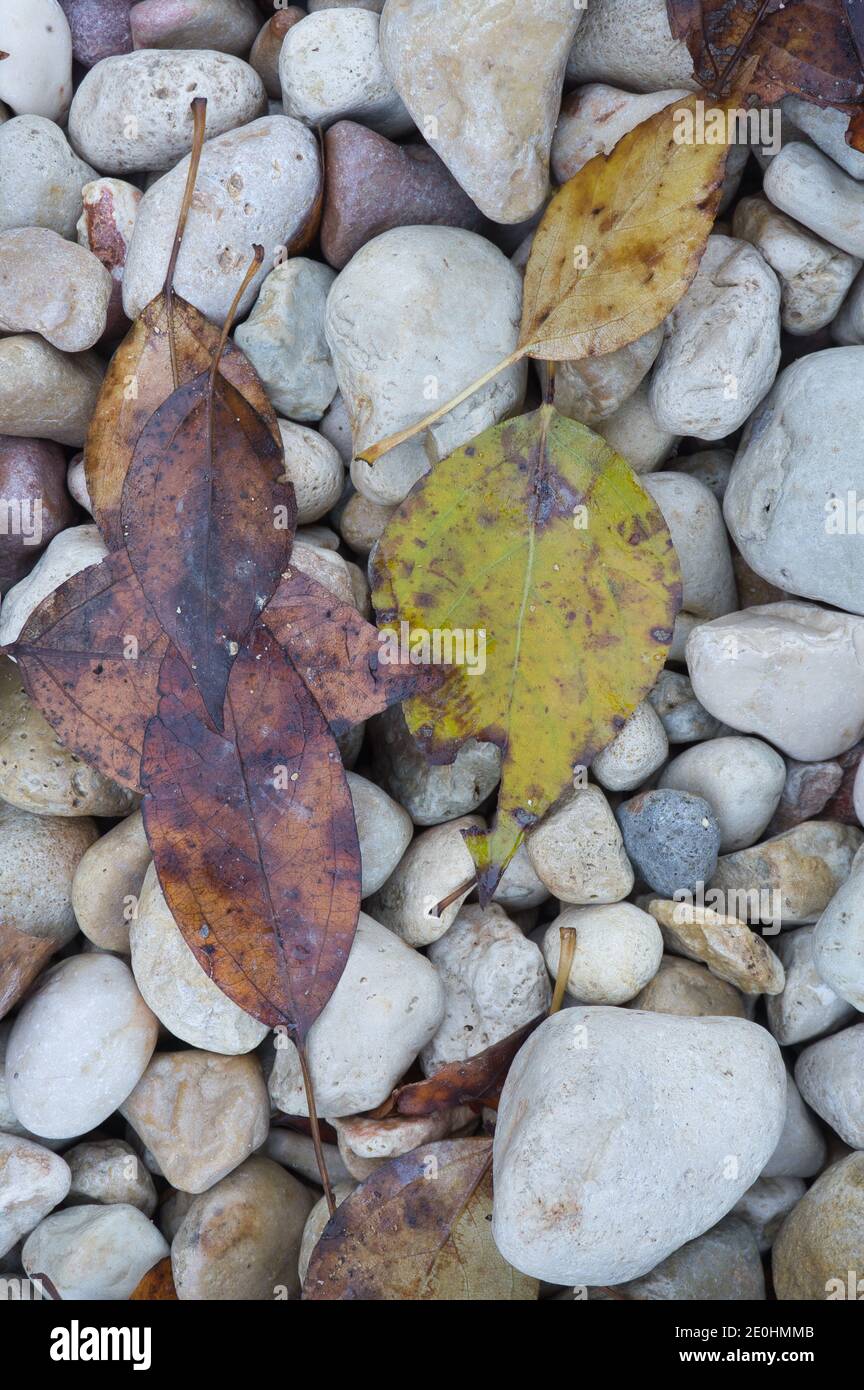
[
  {"x1": 845, "y1": 0, "x2": 864, "y2": 65},
  {"x1": 129, "y1": 1257, "x2": 178, "y2": 1301},
  {"x1": 141, "y1": 626, "x2": 360, "y2": 1040},
  {"x1": 8, "y1": 550, "x2": 168, "y2": 791},
  {"x1": 371, "y1": 405, "x2": 681, "y2": 902},
  {"x1": 394, "y1": 1015, "x2": 544, "y2": 1116},
  {"x1": 302, "y1": 1138, "x2": 537, "y2": 1300},
  {"x1": 0, "y1": 922, "x2": 58, "y2": 1022}
]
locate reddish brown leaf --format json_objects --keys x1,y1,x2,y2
[
  {"x1": 121, "y1": 368, "x2": 294, "y2": 728},
  {"x1": 129, "y1": 1257, "x2": 178, "y2": 1301},
  {"x1": 261, "y1": 566, "x2": 445, "y2": 736},
  {"x1": 847, "y1": 104, "x2": 864, "y2": 151},
  {"x1": 303, "y1": 1138, "x2": 537, "y2": 1301},
  {"x1": 844, "y1": 0, "x2": 864, "y2": 65},
  {"x1": 394, "y1": 1015, "x2": 544, "y2": 1117},
  {"x1": 8, "y1": 550, "x2": 168, "y2": 791},
  {"x1": 141, "y1": 625, "x2": 360, "y2": 1040},
  {"x1": 0, "y1": 922, "x2": 58, "y2": 1022}
]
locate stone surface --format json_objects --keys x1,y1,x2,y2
[
  {"x1": 526, "y1": 786, "x2": 634, "y2": 904},
  {"x1": 628, "y1": 956, "x2": 748, "y2": 1018},
  {"x1": 551, "y1": 84, "x2": 688, "y2": 184},
  {"x1": 368, "y1": 815, "x2": 482, "y2": 946},
  {"x1": 0, "y1": 336, "x2": 103, "y2": 447},
  {"x1": 765, "y1": 142, "x2": 864, "y2": 258},
  {"x1": 128, "y1": 0, "x2": 260, "y2": 55},
  {"x1": 590, "y1": 701, "x2": 668, "y2": 792},
  {"x1": 123, "y1": 116, "x2": 321, "y2": 325},
  {"x1": 276, "y1": 419, "x2": 344, "y2": 524},
  {"x1": 298, "y1": 1181, "x2": 355, "y2": 1286},
  {"x1": 76, "y1": 176, "x2": 141, "y2": 338},
  {"x1": 671, "y1": 448, "x2": 734, "y2": 501},
  {"x1": 596, "y1": 1216, "x2": 765, "y2": 1300},
  {"x1": 57, "y1": 0, "x2": 134, "y2": 68},
  {"x1": 264, "y1": 1127, "x2": 350, "y2": 1187},
  {"x1": 733, "y1": 195, "x2": 860, "y2": 334},
  {"x1": 659, "y1": 736, "x2": 785, "y2": 853},
  {"x1": 369, "y1": 705, "x2": 501, "y2": 826},
  {"x1": 0, "y1": 0, "x2": 72, "y2": 122},
  {"x1": 765, "y1": 926, "x2": 858, "y2": 1045},
  {"x1": 267, "y1": 912, "x2": 444, "y2": 1117},
  {"x1": 492, "y1": 1007, "x2": 786, "y2": 1285},
  {"x1": 762, "y1": 1070, "x2": 827, "y2": 1179},
  {"x1": 782, "y1": 97, "x2": 864, "y2": 180},
  {"x1": 565, "y1": 0, "x2": 696, "y2": 92},
  {"x1": 234, "y1": 258, "x2": 337, "y2": 422},
  {"x1": 795, "y1": 1023, "x2": 864, "y2": 1148},
  {"x1": 0, "y1": 436, "x2": 75, "y2": 592},
  {"x1": 812, "y1": 843, "x2": 864, "y2": 1010},
  {"x1": 597, "y1": 377, "x2": 678, "y2": 473},
  {"x1": 642, "y1": 472, "x2": 738, "y2": 649},
  {"x1": 346, "y1": 770, "x2": 413, "y2": 899},
  {"x1": 492, "y1": 841, "x2": 549, "y2": 912},
  {"x1": 711, "y1": 821, "x2": 863, "y2": 928},
  {"x1": 281, "y1": 10, "x2": 411, "y2": 138},
  {"x1": 648, "y1": 899, "x2": 785, "y2": 996},
  {"x1": 64, "y1": 1139, "x2": 157, "y2": 1217},
  {"x1": 337, "y1": 490, "x2": 395, "y2": 556},
  {"x1": 0, "y1": 115, "x2": 96, "y2": 237},
  {"x1": 772, "y1": 1152, "x2": 864, "y2": 1300},
  {"x1": 648, "y1": 670, "x2": 724, "y2": 743},
  {"x1": 0, "y1": 1133, "x2": 70, "y2": 1258},
  {"x1": 22, "y1": 1202, "x2": 167, "y2": 1301},
  {"x1": 732, "y1": 1176, "x2": 806, "y2": 1254},
  {"x1": 546, "y1": 326, "x2": 664, "y2": 427},
  {"x1": 0, "y1": 229, "x2": 111, "y2": 352},
  {"x1": 71, "y1": 810, "x2": 150, "y2": 954},
  {"x1": 0, "y1": 523, "x2": 107, "y2": 647},
  {"x1": 121, "y1": 1050, "x2": 270, "y2": 1194},
  {"x1": 326, "y1": 225, "x2": 526, "y2": 506},
  {"x1": 544, "y1": 902, "x2": 662, "y2": 1005},
  {"x1": 616, "y1": 789, "x2": 721, "y2": 898},
  {"x1": 380, "y1": 0, "x2": 581, "y2": 223},
  {"x1": 6, "y1": 954, "x2": 158, "y2": 1139},
  {"x1": 0, "y1": 794, "x2": 98, "y2": 943},
  {"x1": 250, "y1": 10, "x2": 306, "y2": 99}
]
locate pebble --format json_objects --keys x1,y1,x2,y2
[
  {"x1": 769, "y1": 757, "x2": 845, "y2": 835},
  {"x1": 57, "y1": 0, "x2": 133, "y2": 69},
  {"x1": 596, "y1": 1216, "x2": 766, "y2": 1301},
  {"x1": 782, "y1": 97, "x2": 864, "y2": 180},
  {"x1": 590, "y1": 700, "x2": 668, "y2": 792},
  {"x1": 811, "y1": 844, "x2": 864, "y2": 1010},
  {"x1": 6, "y1": 954, "x2": 158, "y2": 1139},
  {"x1": 0, "y1": 795, "x2": 97, "y2": 944},
  {"x1": 526, "y1": 786, "x2": 634, "y2": 904},
  {"x1": 277, "y1": 421, "x2": 344, "y2": 524},
  {"x1": 333, "y1": 1108, "x2": 474, "y2": 1180},
  {"x1": 172, "y1": 1155, "x2": 314, "y2": 1301},
  {"x1": 0, "y1": 437, "x2": 75, "y2": 591},
  {"x1": 648, "y1": 670, "x2": 724, "y2": 744},
  {"x1": 369, "y1": 705, "x2": 501, "y2": 826},
  {"x1": 280, "y1": 9, "x2": 411, "y2": 139},
  {"x1": 290, "y1": 535, "x2": 355, "y2": 609},
  {"x1": 76, "y1": 177, "x2": 141, "y2": 339},
  {"x1": 649, "y1": 236, "x2": 781, "y2": 441},
  {"x1": 492, "y1": 841, "x2": 550, "y2": 913},
  {"x1": 762, "y1": 1070, "x2": 827, "y2": 1180},
  {"x1": 686, "y1": 603, "x2": 864, "y2": 761},
  {"x1": 0, "y1": 115, "x2": 96, "y2": 237},
  {"x1": 0, "y1": 227, "x2": 112, "y2": 352},
  {"x1": 234, "y1": 258, "x2": 337, "y2": 422},
  {"x1": 547, "y1": 326, "x2": 664, "y2": 426},
  {"x1": 121, "y1": 1050, "x2": 270, "y2": 1194},
  {"x1": 616, "y1": 789, "x2": 721, "y2": 898},
  {"x1": 671, "y1": 448, "x2": 734, "y2": 501},
  {"x1": 367, "y1": 815, "x2": 481, "y2": 946},
  {"x1": 764, "y1": 142, "x2": 864, "y2": 258},
  {"x1": 380, "y1": 0, "x2": 580, "y2": 224},
  {"x1": 648, "y1": 899, "x2": 785, "y2": 996},
  {"x1": 733, "y1": 195, "x2": 861, "y2": 334},
  {"x1": 732, "y1": 1176, "x2": 806, "y2": 1254},
  {"x1": 298, "y1": 1182, "x2": 355, "y2": 1286},
  {"x1": 565, "y1": 0, "x2": 696, "y2": 92},
  {"x1": 129, "y1": 864, "x2": 269, "y2": 1054},
  {"x1": 336, "y1": 490, "x2": 395, "y2": 556},
  {"x1": 249, "y1": 11, "x2": 305, "y2": 100},
  {"x1": 267, "y1": 912, "x2": 444, "y2": 1116},
  {"x1": 0, "y1": 1134, "x2": 71, "y2": 1258},
  {"x1": 659, "y1": 736, "x2": 785, "y2": 853},
  {"x1": 122, "y1": 116, "x2": 322, "y2": 325},
  {"x1": 23, "y1": 1202, "x2": 167, "y2": 1301},
  {"x1": 795, "y1": 1022, "x2": 864, "y2": 1149},
  {"x1": 71, "y1": 809, "x2": 150, "y2": 954},
  {"x1": 0, "y1": 336, "x2": 103, "y2": 447},
  {"x1": 0, "y1": 0, "x2": 73, "y2": 123},
  {"x1": 543, "y1": 903, "x2": 662, "y2": 1005},
  {"x1": 711, "y1": 821, "x2": 863, "y2": 928},
  {"x1": 326, "y1": 225, "x2": 526, "y2": 506},
  {"x1": 421, "y1": 904, "x2": 550, "y2": 1075},
  {"x1": 597, "y1": 378, "x2": 678, "y2": 474},
  {"x1": 551, "y1": 84, "x2": 688, "y2": 184},
  {"x1": 772, "y1": 1152, "x2": 864, "y2": 1300},
  {"x1": 346, "y1": 770, "x2": 413, "y2": 899},
  {"x1": 642, "y1": 472, "x2": 738, "y2": 647},
  {"x1": 128, "y1": 0, "x2": 261, "y2": 56},
  {"x1": 765, "y1": 926, "x2": 858, "y2": 1046},
  {"x1": 64, "y1": 1138, "x2": 157, "y2": 1217},
  {"x1": 628, "y1": 956, "x2": 748, "y2": 1018},
  {"x1": 725, "y1": 348, "x2": 864, "y2": 616},
  {"x1": 264, "y1": 1127, "x2": 350, "y2": 1188},
  {"x1": 492, "y1": 1007, "x2": 786, "y2": 1285}
]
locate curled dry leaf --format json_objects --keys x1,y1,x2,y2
[
  {"x1": 371, "y1": 405, "x2": 681, "y2": 902},
  {"x1": 8, "y1": 550, "x2": 168, "y2": 792},
  {"x1": 141, "y1": 627, "x2": 361, "y2": 1040},
  {"x1": 0, "y1": 922, "x2": 59, "y2": 1023},
  {"x1": 394, "y1": 1015, "x2": 545, "y2": 1117},
  {"x1": 129, "y1": 1257, "x2": 178, "y2": 1301},
  {"x1": 303, "y1": 1138, "x2": 537, "y2": 1301}
]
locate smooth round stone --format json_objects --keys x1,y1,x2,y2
[
  {"x1": 0, "y1": 790, "x2": 98, "y2": 943},
  {"x1": 565, "y1": 0, "x2": 696, "y2": 91},
  {"x1": 172, "y1": 1156, "x2": 314, "y2": 1301},
  {"x1": 733, "y1": 1176, "x2": 806, "y2": 1254},
  {"x1": 545, "y1": 325, "x2": 663, "y2": 427},
  {"x1": 597, "y1": 377, "x2": 678, "y2": 474},
  {"x1": 121, "y1": 1050, "x2": 270, "y2": 1194},
  {"x1": 346, "y1": 770, "x2": 412, "y2": 899},
  {"x1": 765, "y1": 926, "x2": 858, "y2": 1045},
  {"x1": 544, "y1": 903, "x2": 662, "y2": 1005},
  {"x1": 57, "y1": 0, "x2": 134, "y2": 68},
  {"x1": 725, "y1": 348, "x2": 864, "y2": 616},
  {"x1": 129, "y1": 864, "x2": 269, "y2": 1054},
  {"x1": 69, "y1": 49, "x2": 266, "y2": 175},
  {"x1": 762, "y1": 1070, "x2": 827, "y2": 1179},
  {"x1": 642, "y1": 471, "x2": 737, "y2": 623},
  {"x1": 492, "y1": 840, "x2": 549, "y2": 912},
  {"x1": 250, "y1": 10, "x2": 306, "y2": 99},
  {"x1": 277, "y1": 420, "x2": 344, "y2": 524},
  {"x1": 22, "y1": 1203, "x2": 167, "y2": 1301},
  {"x1": 687, "y1": 603, "x2": 864, "y2": 762},
  {"x1": 367, "y1": 817, "x2": 482, "y2": 946},
  {"x1": 765, "y1": 142, "x2": 864, "y2": 259},
  {"x1": 782, "y1": 97, "x2": 864, "y2": 180},
  {"x1": 0, "y1": 691, "x2": 136, "y2": 820},
  {"x1": 6, "y1": 955, "x2": 158, "y2": 1139},
  {"x1": 552, "y1": 83, "x2": 688, "y2": 184},
  {"x1": 71, "y1": 810, "x2": 150, "y2": 954},
  {"x1": 659, "y1": 737, "x2": 786, "y2": 853},
  {"x1": 0, "y1": 1133, "x2": 70, "y2": 1258},
  {"x1": 0, "y1": 229, "x2": 112, "y2": 352},
  {"x1": 711, "y1": 820, "x2": 863, "y2": 928},
  {"x1": 234, "y1": 258, "x2": 337, "y2": 422},
  {"x1": 0, "y1": 116, "x2": 96, "y2": 237},
  {"x1": 812, "y1": 844, "x2": 864, "y2": 1009},
  {"x1": 280, "y1": 9, "x2": 411, "y2": 138},
  {"x1": 0, "y1": 0, "x2": 72, "y2": 122},
  {"x1": 795, "y1": 1022, "x2": 864, "y2": 1148},
  {"x1": 321, "y1": 120, "x2": 483, "y2": 270},
  {"x1": 0, "y1": 437, "x2": 75, "y2": 591},
  {"x1": 129, "y1": 0, "x2": 261, "y2": 55},
  {"x1": 526, "y1": 786, "x2": 634, "y2": 904},
  {"x1": 617, "y1": 789, "x2": 721, "y2": 898},
  {"x1": 628, "y1": 956, "x2": 748, "y2": 1018},
  {"x1": 772, "y1": 1153, "x2": 864, "y2": 1300},
  {"x1": 337, "y1": 490, "x2": 394, "y2": 556},
  {"x1": 648, "y1": 670, "x2": 724, "y2": 743},
  {"x1": 0, "y1": 524, "x2": 107, "y2": 646},
  {"x1": 0, "y1": 336, "x2": 103, "y2": 446},
  {"x1": 597, "y1": 1216, "x2": 765, "y2": 1300},
  {"x1": 264, "y1": 1127, "x2": 350, "y2": 1188},
  {"x1": 421, "y1": 904, "x2": 550, "y2": 1075},
  {"x1": 64, "y1": 1139, "x2": 157, "y2": 1217},
  {"x1": 369, "y1": 704, "x2": 501, "y2": 826},
  {"x1": 319, "y1": 389, "x2": 353, "y2": 462},
  {"x1": 493, "y1": 1008, "x2": 786, "y2": 1285},
  {"x1": 670, "y1": 449, "x2": 734, "y2": 501},
  {"x1": 122, "y1": 116, "x2": 321, "y2": 326}
]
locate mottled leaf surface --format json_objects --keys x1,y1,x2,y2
[{"x1": 394, "y1": 1016, "x2": 544, "y2": 1117}]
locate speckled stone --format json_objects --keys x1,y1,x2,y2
[{"x1": 617, "y1": 789, "x2": 721, "y2": 897}]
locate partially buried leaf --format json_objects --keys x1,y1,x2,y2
[
  {"x1": 0, "y1": 922, "x2": 58, "y2": 1023},
  {"x1": 518, "y1": 90, "x2": 735, "y2": 360},
  {"x1": 129, "y1": 1257, "x2": 178, "y2": 1301},
  {"x1": 121, "y1": 367, "x2": 294, "y2": 729},
  {"x1": 394, "y1": 1015, "x2": 544, "y2": 1117},
  {"x1": 9, "y1": 550, "x2": 168, "y2": 791},
  {"x1": 303, "y1": 1138, "x2": 537, "y2": 1300},
  {"x1": 141, "y1": 626, "x2": 360, "y2": 1040},
  {"x1": 371, "y1": 405, "x2": 682, "y2": 903}
]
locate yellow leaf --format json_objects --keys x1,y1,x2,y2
[
  {"x1": 371, "y1": 405, "x2": 682, "y2": 901},
  {"x1": 519, "y1": 91, "x2": 733, "y2": 360}
]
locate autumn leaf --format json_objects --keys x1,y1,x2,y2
[
  {"x1": 8, "y1": 550, "x2": 168, "y2": 792},
  {"x1": 129, "y1": 1257, "x2": 177, "y2": 1301},
  {"x1": 141, "y1": 627, "x2": 360, "y2": 1041},
  {"x1": 845, "y1": 0, "x2": 864, "y2": 66},
  {"x1": 0, "y1": 922, "x2": 58, "y2": 1023},
  {"x1": 303, "y1": 1138, "x2": 537, "y2": 1300},
  {"x1": 371, "y1": 406, "x2": 681, "y2": 902},
  {"x1": 393, "y1": 1015, "x2": 545, "y2": 1117}
]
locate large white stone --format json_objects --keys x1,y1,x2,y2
[
  {"x1": 0, "y1": 0, "x2": 72, "y2": 122},
  {"x1": 733, "y1": 195, "x2": 861, "y2": 334},
  {"x1": 234, "y1": 258, "x2": 337, "y2": 422},
  {"x1": 22, "y1": 1203, "x2": 167, "y2": 1301},
  {"x1": 543, "y1": 903, "x2": 662, "y2": 1005},
  {"x1": 782, "y1": 98, "x2": 864, "y2": 180},
  {"x1": 526, "y1": 786, "x2": 633, "y2": 905},
  {"x1": 0, "y1": 116, "x2": 95, "y2": 238}
]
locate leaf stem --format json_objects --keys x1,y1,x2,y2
[
  {"x1": 432, "y1": 873, "x2": 477, "y2": 918},
  {"x1": 543, "y1": 361, "x2": 557, "y2": 407},
  {"x1": 297, "y1": 1042, "x2": 336, "y2": 1216},
  {"x1": 355, "y1": 348, "x2": 526, "y2": 466},
  {"x1": 209, "y1": 245, "x2": 264, "y2": 388},
  {"x1": 163, "y1": 96, "x2": 208, "y2": 388},
  {"x1": 549, "y1": 926, "x2": 577, "y2": 1015}
]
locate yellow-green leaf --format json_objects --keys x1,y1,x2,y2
[
  {"x1": 518, "y1": 91, "x2": 734, "y2": 360},
  {"x1": 371, "y1": 405, "x2": 682, "y2": 901}
]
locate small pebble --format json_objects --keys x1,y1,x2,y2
[{"x1": 616, "y1": 789, "x2": 721, "y2": 898}]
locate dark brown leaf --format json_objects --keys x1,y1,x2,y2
[
  {"x1": 394, "y1": 1015, "x2": 544, "y2": 1117},
  {"x1": 9, "y1": 550, "x2": 168, "y2": 791},
  {"x1": 129, "y1": 1257, "x2": 177, "y2": 1301},
  {"x1": 844, "y1": 0, "x2": 864, "y2": 65},
  {"x1": 141, "y1": 625, "x2": 360, "y2": 1040},
  {"x1": 0, "y1": 922, "x2": 58, "y2": 1022}
]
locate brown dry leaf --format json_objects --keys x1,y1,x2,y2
[
  {"x1": 394, "y1": 1016, "x2": 544, "y2": 1117},
  {"x1": 129, "y1": 1257, "x2": 178, "y2": 1301},
  {"x1": 8, "y1": 550, "x2": 168, "y2": 791},
  {"x1": 0, "y1": 922, "x2": 58, "y2": 1022},
  {"x1": 303, "y1": 1138, "x2": 537, "y2": 1300},
  {"x1": 518, "y1": 91, "x2": 736, "y2": 360}
]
